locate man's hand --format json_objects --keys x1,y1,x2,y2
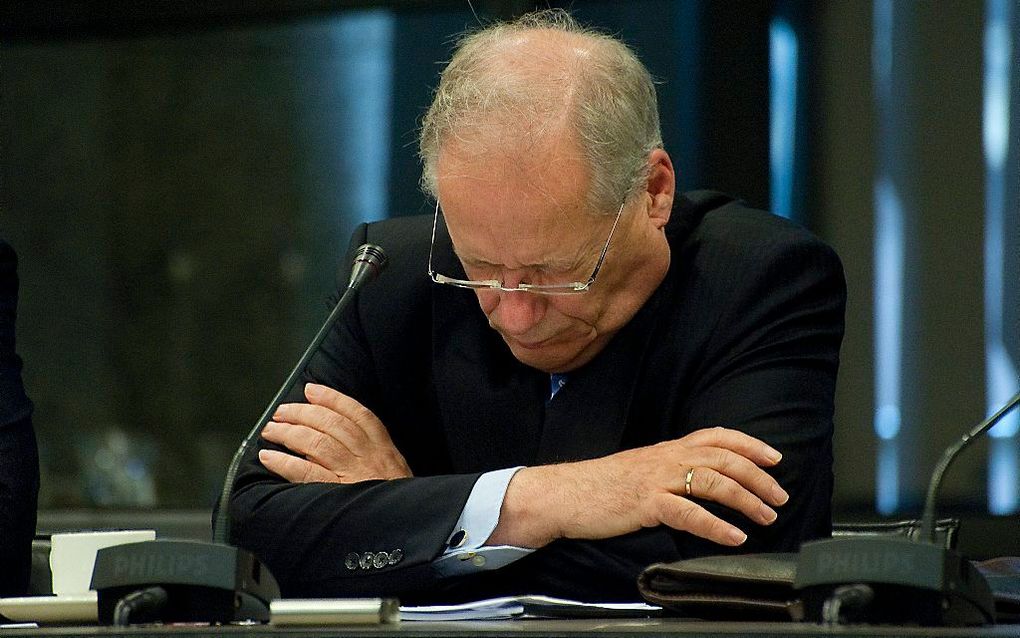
[
  {"x1": 258, "y1": 383, "x2": 412, "y2": 484},
  {"x1": 487, "y1": 427, "x2": 788, "y2": 549}
]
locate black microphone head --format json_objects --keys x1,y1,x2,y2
[{"x1": 347, "y1": 243, "x2": 388, "y2": 289}]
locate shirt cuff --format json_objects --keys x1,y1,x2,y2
[{"x1": 433, "y1": 467, "x2": 534, "y2": 575}]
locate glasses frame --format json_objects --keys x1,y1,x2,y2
[{"x1": 427, "y1": 199, "x2": 625, "y2": 295}]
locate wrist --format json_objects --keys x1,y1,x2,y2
[{"x1": 486, "y1": 466, "x2": 561, "y2": 549}]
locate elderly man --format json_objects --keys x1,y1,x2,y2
[
  {"x1": 0, "y1": 240, "x2": 40, "y2": 596},
  {"x1": 231, "y1": 11, "x2": 845, "y2": 602}
]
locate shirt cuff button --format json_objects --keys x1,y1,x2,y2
[{"x1": 448, "y1": 529, "x2": 468, "y2": 549}]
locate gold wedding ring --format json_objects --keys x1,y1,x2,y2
[{"x1": 684, "y1": 467, "x2": 695, "y2": 497}]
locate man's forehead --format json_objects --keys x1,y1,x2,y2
[
  {"x1": 435, "y1": 133, "x2": 589, "y2": 212},
  {"x1": 450, "y1": 230, "x2": 590, "y2": 276},
  {"x1": 437, "y1": 197, "x2": 594, "y2": 275}
]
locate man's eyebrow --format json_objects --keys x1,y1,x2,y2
[
  {"x1": 459, "y1": 253, "x2": 582, "y2": 272},
  {"x1": 458, "y1": 255, "x2": 498, "y2": 268}
]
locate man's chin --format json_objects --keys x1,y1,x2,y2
[{"x1": 504, "y1": 337, "x2": 585, "y2": 373}]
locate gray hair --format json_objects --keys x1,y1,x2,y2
[{"x1": 418, "y1": 9, "x2": 663, "y2": 214}]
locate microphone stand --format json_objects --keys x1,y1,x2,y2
[
  {"x1": 919, "y1": 392, "x2": 1020, "y2": 543},
  {"x1": 794, "y1": 389, "x2": 1020, "y2": 626},
  {"x1": 213, "y1": 243, "x2": 387, "y2": 544},
  {"x1": 89, "y1": 245, "x2": 388, "y2": 625}
]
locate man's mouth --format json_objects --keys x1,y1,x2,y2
[
  {"x1": 516, "y1": 340, "x2": 550, "y2": 350},
  {"x1": 507, "y1": 334, "x2": 557, "y2": 350}
]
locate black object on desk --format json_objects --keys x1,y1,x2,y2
[
  {"x1": 91, "y1": 541, "x2": 278, "y2": 624},
  {"x1": 637, "y1": 519, "x2": 1020, "y2": 625},
  {"x1": 795, "y1": 391, "x2": 1020, "y2": 626},
  {"x1": 795, "y1": 536, "x2": 993, "y2": 625}
]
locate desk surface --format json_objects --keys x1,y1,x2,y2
[{"x1": 3, "y1": 619, "x2": 1017, "y2": 638}]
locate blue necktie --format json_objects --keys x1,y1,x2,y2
[{"x1": 549, "y1": 373, "x2": 568, "y2": 402}]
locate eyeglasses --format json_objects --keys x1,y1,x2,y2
[{"x1": 427, "y1": 199, "x2": 625, "y2": 295}]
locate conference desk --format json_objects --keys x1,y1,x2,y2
[{"x1": 2, "y1": 619, "x2": 1017, "y2": 638}]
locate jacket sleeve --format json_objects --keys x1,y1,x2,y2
[
  {"x1": 228, "y1": 223, "x2": 481, "y2": 598},
  {"x1": 676, "y1": 216, "x2": 846, "y2": 557}
]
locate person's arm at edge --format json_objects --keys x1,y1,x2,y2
[{"x1": 0, "y1": 240, "x2": 41, "y2": 597}]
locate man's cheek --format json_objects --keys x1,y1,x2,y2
[{"x1": 475, "y1": 291, "x2": 498, "y2": 315}]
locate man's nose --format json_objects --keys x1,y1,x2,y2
[{"x1": 491, "y1": 288, "x2": 547, "y2": 337}]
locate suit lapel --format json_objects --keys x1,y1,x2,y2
[
  {"x1": 536, "y1": 287, "x2": 666, "y2": 463},
  {"x1": 534, "y1": 194, "x2": 711, "y2": 463}
]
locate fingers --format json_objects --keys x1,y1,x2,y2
[
  {"x1": 646, "y1": 427, "x2": 790, "y2": 541},
  {"x1": 259, "y1": 449, "x2": 338, "y2": 484},
  {"x1": 653, "y1": 492, "x2": 748, "y2": 546},
  {"x1": 682, "y1": 445, "x2": 789, "y2": 507},
  {"x1": 263, "y1": 385, "x2": 413, "y2": 483},
  {"x1": 272, "y1": 402, "x2": 370, "y2": 455},
  {"x1": 261, "y1": 421, "x2": 352, "y2": 469},
  {"x1": 681, "y1": 426, "x2": 782, "y2": 466},
  {"x1": 685, "y1": 465, "x2": 778, "y2": 526},
  {"x1": 303, "y1": 383, "x2": 394, "y2": 445}
]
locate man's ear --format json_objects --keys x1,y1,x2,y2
[{"x1": 645, "y1": 149, "x2": 675, "y2": 230}]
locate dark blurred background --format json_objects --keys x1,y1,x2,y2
[{"x1": 1, "y1": 1, "x2": 1017, "y2": 556}]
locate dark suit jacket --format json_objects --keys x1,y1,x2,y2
[
  {"x1": 0, "y1": 240, "x2": 40, "y2": 596},
  {"x1": 230, "y1": 191, "x2": 846, "y2": 602}
]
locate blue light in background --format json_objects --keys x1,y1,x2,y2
[
  {"x1": 332, "y1": 10, "x2": 394, "y2": 224},
  {"x1": 983, "y1": 0, "x2": 1017, "y2": 513},
  {"x1": 872, "y1": 0, "x2": 903, "y2": 514},
  {"x1": 769, "y1": 17, "x2": 798, "y2": 220},
  {"x1": 990, "y1": 440, "x2": 1018, "y2": 514},
  {"x1": 877, "y1": 442, "x2": 900, "y2": 515},
  {"x1": 873, "y1": 179, "x2": 904, "y2": 443}
]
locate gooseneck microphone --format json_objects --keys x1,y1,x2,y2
[
  {"x1": 90, "y1": 244, "x2": 388, "y2": 625},
  {"x1": 213, "y1": 243, "x2": 388, "y2": 544},
  {"x1": 795, "y1": 388, "x2": 1020, "y2": 626},
  {"x1": 919, "y1": 391, "x2": 1020, "y2": 544}
]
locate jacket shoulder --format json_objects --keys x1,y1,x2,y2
[{"x1": 675, "y1": 193, "x2": 841, "y2": 271}]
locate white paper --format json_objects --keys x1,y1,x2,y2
[
  {"x1": 400, "y1": 596, "x2": 523, "y2": 621},
  {"x1": 399, "y1": 595, "x2": 660, "y2": 621},
  {"x1": 50, "y1": 530, "x2": 155, "y2": 594}
]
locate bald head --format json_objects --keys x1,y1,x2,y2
[{"x1": 419, "y1": 10, "x2": 663, "y2": 214}]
